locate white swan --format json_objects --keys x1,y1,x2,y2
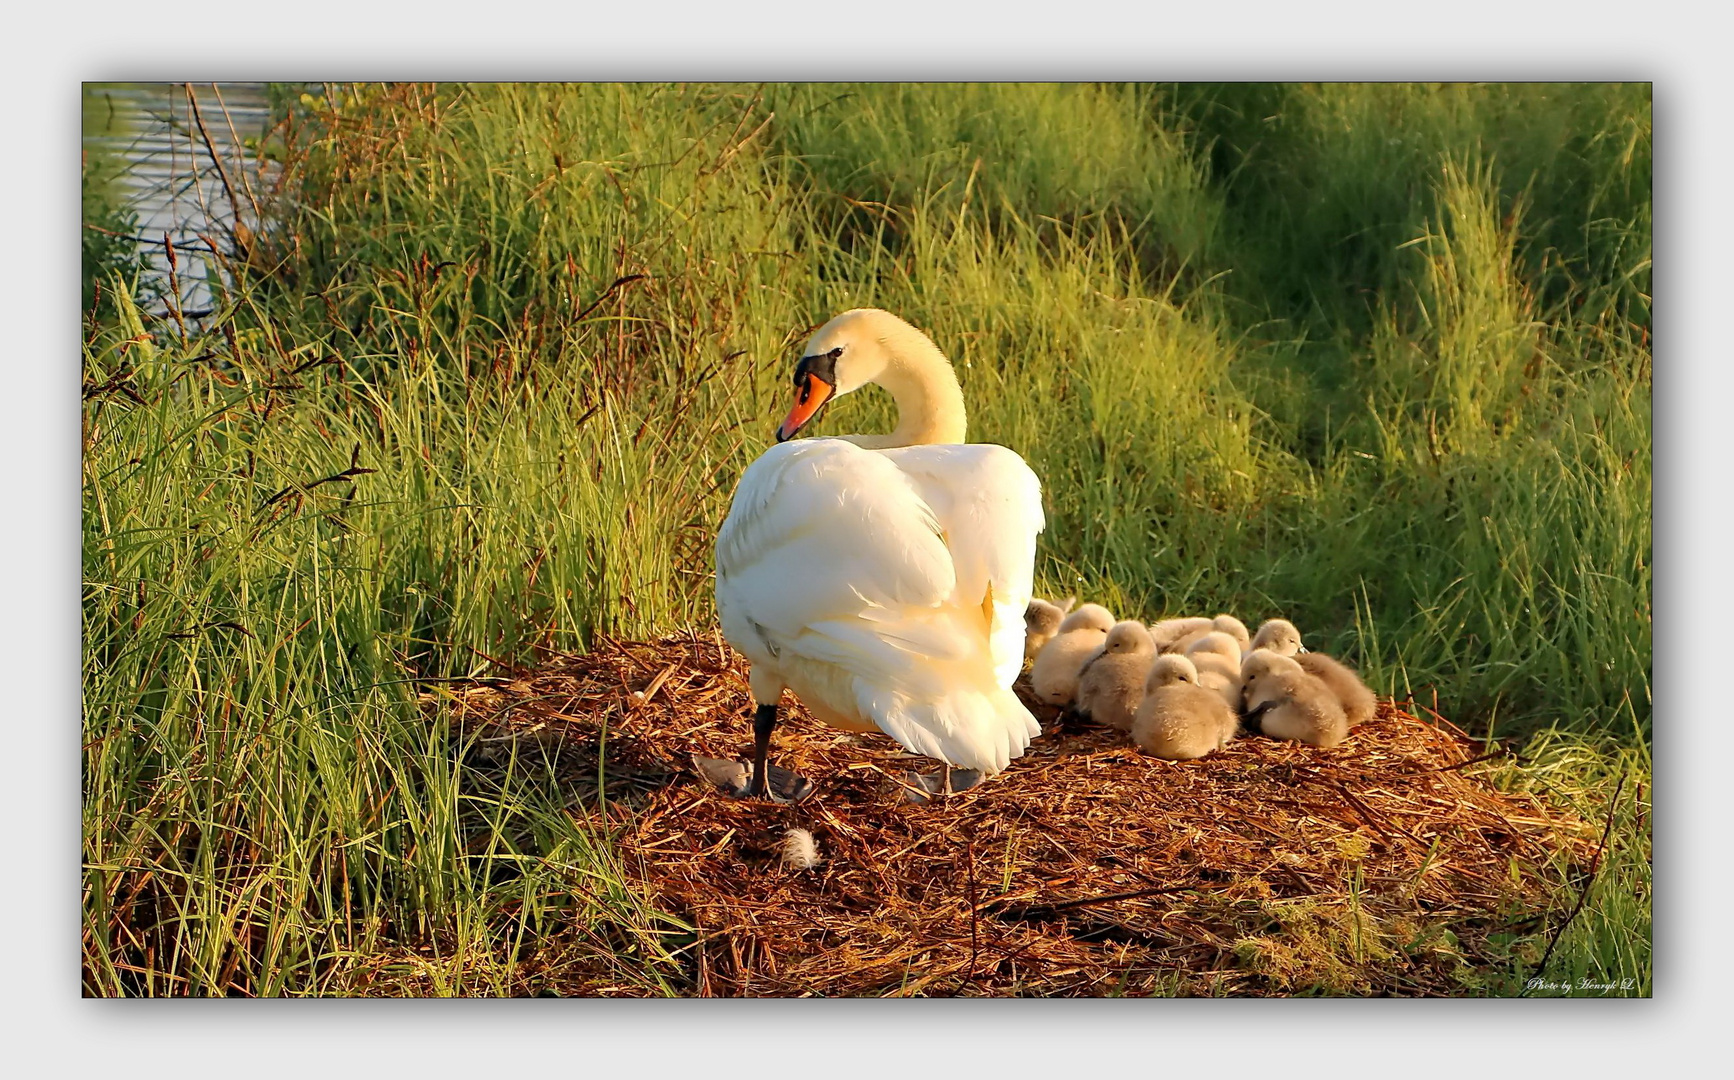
[{"x1": 714, "y1": 309, "x2": 1045, "y2": 799}]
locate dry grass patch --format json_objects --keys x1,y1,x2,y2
[{"x1": 434, "y1": 632, "x2": 1597, "y2": 997}]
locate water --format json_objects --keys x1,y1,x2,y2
[{"x1": 82, "y1": 82, "x2": 282, "y2": 313}]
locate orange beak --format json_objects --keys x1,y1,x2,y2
[{"x1": 776, "y1": 374, "x2": 834, "y2": 442}]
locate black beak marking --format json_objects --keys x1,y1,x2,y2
[{"x1": 792, "y1": 346, "x2": 842, "y2": 390}]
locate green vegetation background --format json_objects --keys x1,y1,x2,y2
[{"x1": 82, "y1": 83, "x2": 1650, "y2": 996}]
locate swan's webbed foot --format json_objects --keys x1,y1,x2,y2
[
  {"x1": 759, "y1": 764, "x2": 814, "y2": 803},
  {"x1": 900, "y1": 767, "x2": 984, "y2": 804},
  {"x1": 692, "y1": 703, "x2": 816, "y2": 803},
  {"x1": 692, "y1": 754, "x2": 750, "y2": 795},
  {"x1": 691, "y1": 755, "x2": 814, "y2": 802}
]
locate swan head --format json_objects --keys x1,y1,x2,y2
[
  {"x1": 777, "y1": 310, "x2": 901, "y2": 442},
  {"x1": 777, "y1": 309, "x2": 965, "y2": 444}
]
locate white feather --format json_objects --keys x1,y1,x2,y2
[{"x1": 781, "y1": 828, "x2": 822, "y2": 870}]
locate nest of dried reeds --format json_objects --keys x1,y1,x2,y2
[{"x1": 434, "y1": 630, "x2": 1598, "y2": 997}]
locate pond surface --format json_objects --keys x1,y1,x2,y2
[{"x1": 82, "y1": 82, "x2": 283, "y2": 312}]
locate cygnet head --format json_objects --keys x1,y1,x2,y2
[
  {"x1": 1240, "y1": 649, "x2": 1301, "y2": 715},
  {"x1": 1146, "y1": 653, "x2": 1200, "y2": 693},
  {"x1": 1213, "y1": 614, "x2": 1252, "y2": 652},
  {"x1": 1149, "y1": 616, "x2": 1213, "y2": 650},
  {"x1": 1241, "y1": 648, "x2": 1304, "y2": 684},
  {"x1": 1059, "y1": 603, "x2": 1115, "y2": 634},
  {"x1": 1186, "y1": 630, "x2": 1241, "y2": 664},
  {"x1": 1102, "y1": 620, "x2": 1155, "y2": 655},
  {"x1": 1024, "y1": 598, "x2": 1068, "y2": 640},
  {"x1": 1249, "y1": 618, "x2": 1302, "y2": 657}
]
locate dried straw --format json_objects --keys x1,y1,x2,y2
[{"x1": 434, "y1": 630, "x2": 1597, "y2": 997}]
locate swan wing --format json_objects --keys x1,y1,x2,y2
[
  {"x1": 715, "y1": 438, "x2": 1040, "y2": 770},
  {"x1": 877, "y1": 443, "x2": 1046, "y2": 688},
  {"x1": 716, "y1": 439, "x2": 956, "y2": 651}
]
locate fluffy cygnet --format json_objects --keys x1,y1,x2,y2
[
  {"x1": 1131, "y1": 654, "x2": 1240, "y2": 760},
  {"x1": 1184, "y1": 630, "x2": 1245, "y2": 709},
  {"x1": 1295, "y1": 652, "x2": 1377, "y2": 728},
  {"x1": 1247, "y1": 617, "x2": 1303, "y2": 657},
  {"x1": 1212, "y1": 614, "x2": 1252, "y2": 654},
  {"x1": 1076, "y1": 620, "x2": 1157, "y2": 732},
  {"x1": 1169, "y1": 614, "x2": 1253, "y2": 656},
  {"x1": 1030, "y1": 604, "x2": 1116, "y2": 707},
  {"x1": 1061, "y1": 603, "x2": 1116, "y2": 633},
  {"x1": 1149, "y1": 616, "x2": 1214, "y2": 653},
  {"x1": 1239, "y1": 651, "x2": 1348, "y2": 748},
  {"x1": 1023, "y1": 596, "x2": 1077, "y2": 662}
]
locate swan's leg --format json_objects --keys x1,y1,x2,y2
[
  {"x1": 742, "y1": 703, "x2": 813, "y2": 802},
  {"x1": 902, "y1": 766, "x2": 985, "y2": 803},
  {"x1": 736, "y1": 670, "x2": 810, "y2": 802},
  {"x1": 948, "y1": 768, "x2": 983, "y2": 793},
  {"x1": 747, "y1": 703, "x2": 777, "y2": 799}
]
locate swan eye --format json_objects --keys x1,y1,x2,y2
[{"x1": 827, "y1": 347, "x2": 843, "y2": 360}]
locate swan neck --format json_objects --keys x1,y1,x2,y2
[{"x1": 857, "y1": 335, "x2": 968, "y2": 448}]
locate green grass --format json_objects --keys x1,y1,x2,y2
[{"x1": 81, "y1": 82, "x2": 1650, "y2": 996}]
